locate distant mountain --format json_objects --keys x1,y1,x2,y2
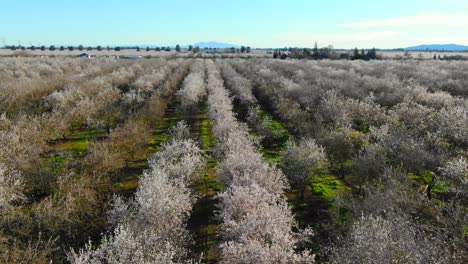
[
  {"x1": 405, "y1": 44, "x2": 468, "y2": 51},
  {"x1": 192, "y1": 41, "x2": 241, "y2": 49}
]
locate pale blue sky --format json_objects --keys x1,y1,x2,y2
[{"x1": 1, "y1": 0, "x2": 468, "y2": 48}]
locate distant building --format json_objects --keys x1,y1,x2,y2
[{"x1": 79, "y1": 53, "x2": 90, "y2": 58}]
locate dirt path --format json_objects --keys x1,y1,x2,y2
[{"x1": 187, "y1": 103, "x2": 223, "y2": 263}]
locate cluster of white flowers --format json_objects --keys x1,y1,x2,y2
[
  {"x1": 0, "y1": 115, "x2": 47, "y2": 170},
  {"x1": 330, "y1": 214, "x2": 450, "y2": 264},
  {"x1": 0, "y1": 162, "x2": 24, "y2": 209},
  {"x1": 439, "y1": 157, "x2": 468, "y2": 195},
  {"x1": 218, "y1": 60, "x2": 256, "y2": 105},
  {"x1": 0, "y1": 58, "x2": 126, "y2": 116},
  {"x1": 133, "y1": 64, "x2": 171, "y2": 93},
  {"x1": 122, "y1": 60, "x2": 179, "y2": 108},
  {"x1": 177, "y1": 59, "x2": 207, "y2": 109}
]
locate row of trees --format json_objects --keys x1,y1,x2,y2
[
  {"x1": 350, "y1": 47, "x2": 378, "y2": 60},
  {"x1": 6, "y1": 45, "x2": 116, "y2": 52},
  {"x1": 68, "y1": 59, "x2": 212, "y2": 263},
  {"x1": 231, "y1": 58, "x2": 467, "y2": 262},
  {"x1": 4, "y1": 44, "x2": 213, "y2": 53},
  {"x1": 273, "y1": 42, "x2": 379, "y2": 60},
  {"x1": 205, "y1": 60, "x2": 314, "y2": 262},
  {"x1": 219, "y1": 60, "x2": 327, "y2": 200},
  {"x1": 177, "y1": 59, "x2": 206, "y2": 109}
]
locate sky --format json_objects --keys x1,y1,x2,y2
[{"x1": 1, "y1": 0, "x2": 468, "y2": 49}]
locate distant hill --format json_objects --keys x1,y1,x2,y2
[
  {"x1": 192, "y1": 41, "x2": 241, "y2": 49},
  {"x1": 405, "y1": 44, "x2": 468, "y2": 51}
]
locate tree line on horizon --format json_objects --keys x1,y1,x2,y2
[
  {"x1": 273, "y1": 42, "x2": 379, "y2": 60},
  {"x1": 4, "y1": 44, "x2": 184, "y2": 52},
  {"x1": 3, "y1": 44, "x2": 252, "y2": 54}
]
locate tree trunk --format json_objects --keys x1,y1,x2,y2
[
  {"x1": 339, "y1": 164, "x2": 345, "y2": 179},
  {"x1": 426, "y1": 184, "x2": 432, "y2": 200}
]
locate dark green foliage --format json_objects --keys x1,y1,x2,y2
[{"x1": 351, "y1": 47, "x2": 378, "y2": 60}]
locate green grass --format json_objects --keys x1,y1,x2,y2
[
  {"x1": 200, "y1": 119, "x2": 215, "y2": 151},
  {"x1": 147, "y1": 132, "x2": 171, "y2": 153},
  {"x1": 187, "y1": 103, "x2": 225, "y2": 263},
  {"x1": 59, "y1": 140, "x2": 88, "y2": 155},
  {"x1": 114, "y1": 180, "x2": 139, "y2": 191},
  {"x1": 41, "y1": 153, "x2": 73, "y2": 168},
  {"x1": 257, "y1": 111, "x2": 291, "y2": 164},
  {"x1": 146, "y1": 104, "x2": 179, "y2": 154},
  {"x1": 262, "y1": 149, "x2": 284, "y2": 163},
  {"x1": 259, "y1": 110, "x2": 289, "y2": 139},
  {"x1": 50, "y1": 127, "x2": 107, "y2": 155},
  {"x1": 72, "y1": 128, "x2": 107, "y2": 140},
  {"x1": 408, "y1": 170, "x2": 449, "y2": 196},
  {"x1": 193, "y1": 105, "x2": 222, "y2": 194},
  {"x1": 207, "y1": 180, "x2": 224, "y2": 192},
  {"x1": 311, "y1": 174, "x2": 350, "y2": 202}
]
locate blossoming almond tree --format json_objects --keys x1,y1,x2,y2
[{"x1": 68, "y1": 123, "x2": 204, "y2": 263}]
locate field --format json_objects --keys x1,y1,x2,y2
[{"x1": 0, "y1": 57, "x2": 467, "y2": 263}]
